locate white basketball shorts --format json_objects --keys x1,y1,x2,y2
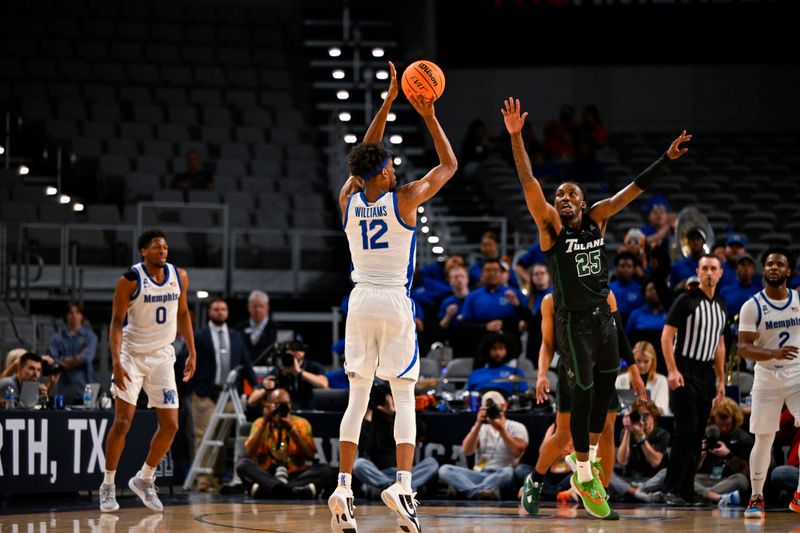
[
  {"x1": 749, "y1": 363, "x2": 800, "y2": 434},
  {"x1": 112, "y1": 343, "x2": 179, "y2": 409},
  {"x1": 344, "y1": 284, "x2": 419, "y2": 382}
]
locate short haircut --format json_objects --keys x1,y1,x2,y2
[
  {"x1": 761, "y1": 246, "x2": 795, "y2": 269},
  {"x1": 208, "y1": 297, "x2": 227, "y2": 308},
  {"x1": 632, "y1": 398, "x2": 662, "y2": 418},
  {"x1": 137, "y1": 229, "x2": 167, "y2": 253},
  {"x1": 347, "y1": 142, "x2": 390, "y2": 179},
  {"x1": 615, "y1": 251, "x2": 637, "y2": 266},
  {"x1": 556, "y1": 181, "x2": 588, "y2": 203},
  {"x1": 481, "y1": 231, "x2": 498, "y2": 243},
  {"x1": 65, "y1": 300, "x2": 83, "y2": 317},
  {"x1": 20, "y1": 352, "x2": 42, "y2": 367},
  {"x1": 699, "y1": 253, "x2": 721, "y2": 267},
  {"x1": 482, "y1": 258, "x2": 503, "y2": 271},
  {"x1": 248, "y1": 290, "x2": 269, "y2": 305}
]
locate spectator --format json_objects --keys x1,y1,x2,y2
[
  {"x1": 578, "y1": 104, "x2": 607, "y2": 152},
  {"x1": 770, "y1": 408, "x2": 800, "y2": 498},
  {"x1": 640, "y1": 196, "x2": 674, "y2": 282},
  {"x1": 460, "y1": 119, "x2": 497, "y2": 175},
  {"x1": 616, "y1": 342, "x2": 670, "y2": 415},
  {"x1": 469, "y1": 231, "x2": 511, "y2": 288},
  {"x1": 249, "y1": 338, "x2": 329, "y2": 410},
  {"x1": 352, "y1": 383, "x2": 438, "y2": 496},
  {"x1": 190, "y1": 298, "x2": 257, "y2": 491},
  {"x1": 720, "y1": 254, "x2": 761, "y2": 319},
  {"x1": 47, "y1": 301, "x2": 98, "y2": 405},
  {"x1": 235, "y1": 290, "x2": 277, "y2": 363},
  {"x1": 625, "y1": 281, "x2": 668, "y2": 372},
  {"x1": 461, "y1": 259, "x2": 529, "y2": 357},
  {"x1": 720, "y1": 234, "x2": 750, "y2": 288},
  {"x1": 619, "y1": 228, "x2": 648, "y2": 279},
  {"x1": 694, "y1": 398, "x2": 753, "y2": 507},
  {"x1": 610, "y1": 252, "x2": 644, "y2": 324},
  {"x1": 514, "y1": 242, "x2": 546, "y2": 289},
  {"x1": 236, "y1": 388, "x2": 336, "y2": 499},
  {"x1": 2, "y1": 348, "x2": 28, "y2": 378},
  {"x1": 465, "y1": 333, "x2": 529, "y2": 396},
  {"x1": 669, "y1": 227, "x2": 708, "y2": 290},
  {"x1": 610, "y1": 399, "x2": 669, "y2": 502},
  {"x1": 420, "y1": 254, "x2": 465, "y2": 285},
  {"x1": 171, "y1": 149, "x2": 213, "y2": 193},
  {"x1": 0, "y1": 352, "x2": 58, "y2": 407},
  {"x1": 437, "y1": 265, "x2": 474, "y2": 359},
  {"x1": 438, "y1": 391, "x2": 528, "y2": 500},
  {"x1": 527, "y1": 263, "x2": 553, "y2": 315},
  {"x1": 542, "y1": 104, "x2": 577, "y2": 162}
]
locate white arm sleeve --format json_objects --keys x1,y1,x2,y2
[{"x1": 738, "y1": 298, "x2": 759, "y2": 333}]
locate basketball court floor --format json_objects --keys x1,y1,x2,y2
[{"x1": 0, "y1": 495, "x2": 796, "y2": 532}]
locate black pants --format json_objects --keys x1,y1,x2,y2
[
  {"x1": 663, "y1": 358, "x2": 716, "y2": 500},
  {"x1": 236, "y1": 458, "x2": 337, "y2": 499}
]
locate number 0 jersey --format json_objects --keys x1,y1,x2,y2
[
  {"x1": 343, "y1": 192, "x2": 416, "y2": 290},
  {"x1": 544, "y1": 216, "x2": 610, "y2": 313},
  {"x1": 739, "y1": 289, "x2": 800, "y2": 370},
  {"x1": 122, "y1": 262, "x2": 182, "y2": 354}
]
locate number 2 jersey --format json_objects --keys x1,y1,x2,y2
[
  {"x1": 122, "y1": 262, "x2": 182, "y2": 354},
  {"x1": 739, "y1": 289, "x2": 800, "y2": 370},
  {"x1": 544, "y1": 216, "x2": 609, "y2": 313},
  {"x1": 343, "y1": 192, "x2": 416, "y2": 290}
]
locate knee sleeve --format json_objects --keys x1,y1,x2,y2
[
  {"x1": 589, "y1": 370, "x2": 617, "y2": 434},
  {"x1": 389, "y1": 378, "x2": 417, "y2": 445},
  {"x1": 339, "y1": 374, "x2": 373, "y2": 444}
]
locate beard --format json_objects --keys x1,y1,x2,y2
[
  {"x1": 210, "y1": 317, "x2": 226, "y2": 326},
  {"x1": 765, "y1": 275, "x2": 787, "y2": 288}
]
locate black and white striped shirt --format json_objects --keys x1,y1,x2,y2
[{"x1": 666, "y1": 288, "x2": 727, "y2": 362}]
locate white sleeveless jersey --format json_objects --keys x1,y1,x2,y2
[
  {"x1": 123, "y1": 262, "x2": 182, "y2": 354},
  {"x1": 739, "y1": 289, "x2": 800, "y2": 370},
  {"x1": 343, "y1": 192, "x2": 416, "y2": 289}
]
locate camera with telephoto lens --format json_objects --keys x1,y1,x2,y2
[
  {"x1": 41, "y1": 362, "x2": 63, "y2": 377},
  {"x1": 268, "y1": 340, "x2": 307, "y2": 371},
  {"x1": 483, "y1": 401, "x2": 501, "y2": 422}
]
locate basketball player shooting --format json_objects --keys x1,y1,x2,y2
[
  {"x1": 502, "y1": 97, "x2": 689, "y2": 519},
  {"x1": 328, "y1": 61, "x2": 457, "y2": 533},
  {"x1": 99, "y1": 229, "x2": 196, "y2": 513}
]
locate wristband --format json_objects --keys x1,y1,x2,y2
[{"x1": 633, "y1": 152, "x2": 669, "y2": 190}]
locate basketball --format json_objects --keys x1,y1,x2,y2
[{"x1": 401, "y1": 60, "x2": 445, "y2": 101}]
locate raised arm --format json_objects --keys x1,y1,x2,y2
[
  {"x1": 501, "y1": 98, "x2": 560, "y2": 248},
  {"x1": 395, "y1": 93, "x2": 458, "y2": 223},
  {"x1": 589, "y1": 130, "x2": 692, "y2": 230}
]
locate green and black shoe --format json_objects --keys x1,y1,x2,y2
[{"x1": 520, "y1": 473, "x2": 543, "y2": 516}]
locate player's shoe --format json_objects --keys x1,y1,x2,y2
[
  {"x1": 328, "y1": 486, "x2": 357, "y2": 533},
  {"x1": 565, "y1": 453, "x2": 606, "y2": 499},
  {"x1": 381, "y1": 483, "x2": 421, "y2": 533},
  {"x1": 520, "y1": 473, "x2": 543, "y2": 516},
  {"x1": 790, "y1": 491, "x2": 800, "y2": 513},
  {"x1": 570, "y1": 472, "x2": 617, "y2": 520},
  {"x1": 99, "y1": 483, "x2": 119, "y2": 512},
  {"x1": 128, "y1": 476, "x2": 163, "y2": 512},
  {"x1": 744, "y1": 494, "x2": 765, "y2": 519}
]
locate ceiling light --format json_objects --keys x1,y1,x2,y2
[
  {"x1": 372, "y1": 47, "x2": 384, "y2": 58},
  {"x1": 59, "y1": 194, "x2": 71, "y2": 204},
  {"x1": 332, "y1": 69, "x2": 345, "y2": 80},
  {"x1": 196, "y1": 290, "x2": 209, "y2": 298},
  {"x1": 0, "y1": 145, "x2": 5, "y2": 155},
  {"x1": 336, "y1": 90, "x2": 350, "y2": 100},
  {"x1": 393, "y1": 156, "x2": 402, "y2": 166},
  {"x1": 387, "y1": 112, "x2": 396, "y2": 122},
  {"x1": 420, "y1": 216, "x2": 427, "y2": 223},
  {"x1": 428, "y1": 236, "x2": 440, "y2": 244},
  {"x1": 18, "y1": 165, "x2": 29, "y2": 175},
  {"x1": 338, "y1": 112, "x2": 351, "y2": 122},
  {"x1": 376, "y1": 70, "x2": 388, "y2": 80},
  {"x1": 421, "y1": 226, "x2": 430, "y2": 234},
  {"x1": 432, "y1": 246, "x2": 444, "y2": 254},
  {"x1": 417, "y1": 206, "x2": 424, "y2": 213},
  {"x1": 328, "y1": 47, "x2": 342, "y2": 57},
  {"x1": 72, "y1": 202, "x2": 84, "y2": 212},
  {"x1": 380, "y1": 91, "x2": 388, "y2": 100},
  {"x1": 344, "y1": 134, "x2": 357, "y2": 144},
  {"x1": 45, "y1": 186, "x2": 58, "y2": 196}
]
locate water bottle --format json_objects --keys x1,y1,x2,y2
[
  {"x1": 469, "y1": 391, "x2": 481, "y2": 412},
  {"x1": 83, "y1": 384, "x2": 94, "y2": 408},
  {"x1": 4, "y1": 385, "x2": 16, "y2": 410}
]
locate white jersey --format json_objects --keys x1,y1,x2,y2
[
  {"x1": 123, "y1": 262, "x2": 182, "y2": 354},
  {"x1": 739, "y1": 289, "x2": 800, "y2": 370},
  {"x1": 343, "y1": 192, "x2": 416, "y2": 289}
]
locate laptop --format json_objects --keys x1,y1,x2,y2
[
  {"x1": 20, "y1": 381, "x2": 41, "y2": 408},
  {"x1": 616, "y1": 388, "x2": 651, "y2": 412}
]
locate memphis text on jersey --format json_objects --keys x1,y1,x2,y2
[
  {"x1": 764, "y1": 317, "x2": 800, "y2": 330},
  {"x1": 143, "y1": 293, "x2": 180, "y2": 303},
  {"x1": 354, "y1": 205, "x2": 388, "y2": 218},
  {"x1": 565, "y1": 237, "x2": 605, "y2": 254}
]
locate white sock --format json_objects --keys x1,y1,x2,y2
[
  {"x1": 589, "y1": 444, "x2": 599, "y2": 463},
  {"x1": 396, "y1": 470, "x2": 412, "y2": 493},
  {"x1": 138, "y1": 463, "x2": 157, "y2": 480},
  {"x1": 338, "y1": 472, "x2": 352, "y2": 490},
  {"x1": 577, "y1": 460, "x2": 593, "y2": 483},
  {"x1": 750, "y1": 433, "x2": 774, "y2": 497},
  {"x1": 104, "y1": 470, "x2": 116, "y2": 486}
]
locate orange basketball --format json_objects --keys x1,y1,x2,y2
[{"x1": 401, "y1": 60, "x2": 445, "y2": 101}]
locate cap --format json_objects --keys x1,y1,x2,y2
[
  {"x1": 726, "y1": 234, "x2": 747, "y2": 247},
  {"x1": 686, "y1": 275, "x2": 701, "y2": 287},
  {"x1": 736, "y1": 253, "x2": 756, "y2": 265},
  {"x1": 687, "y1": 227, "x2": 707, "y2": 241},
  {"x1": 481, "y1": 390, "x2": 506, "y2": 408},
  {"x1": 624, "y1": 228, "x2": 646, "y2": 243},
  {"x1": 644, "y1": 195, "x2": 670, "y2": 213}
]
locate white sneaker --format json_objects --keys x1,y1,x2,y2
[
  {"x1": 128, "y1": 476, "x2": 164, "y2": 512},
  {"x1": 381, "y1": 483, "x2": 421, "y2": 533},
  {"x1": 328, "y1": 486, "x2": 357, "y2": 533},
  {"x1": 99, "y1": 483, "x2": 119, "y2": 512}
]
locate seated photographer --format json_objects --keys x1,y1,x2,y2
[
  {"x1": 352, "y1": 383, "x2": 439, "y2": 497},
  {"x1": 248, "y1": 339, "x2": 329, "y2": 410},
  {"x1": 438, "y1": 391, "x2": 528, "y2": 500},
  {"x1": 609, "y1": 399, "x2": 668, "y2": 502},
  {"x1": 47, "y1": 301, "x2": 97, "y2": 405},
  {"x1": 0, "y1": 352, "x2": 59, "y2": 408},
  {"x1": 465, "y1": 333, "x2": 528, "y2": 396},
  {"x1": 236, "y1": 388, "x2": 336, "y2": 499},
  {"x1": 694, "y1": 397, "x2": 753, "y2": 507}
]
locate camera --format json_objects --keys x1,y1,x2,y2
[
  {"x1": 268, "y1": 340, "x2": 307, "y2": 371},
  {"x1": 704, "y1": 425, "x2": 721, "y2": 450},
  {"x1": 275, "y1": 402, "x2": 290, "y2": 418},
  {"x1": 42, "y1": 363, "x2": 63, "y2": 377},
  {"x1": 629, "y1": 410, "x2": 641, "y2": 425},
  {"x1": 484, "y1": 402, "x2": 501, "y2": 422}
]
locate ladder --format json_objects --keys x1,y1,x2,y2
[{"x1": 183, "y1": 367, "x2": 247, "y2": 490}]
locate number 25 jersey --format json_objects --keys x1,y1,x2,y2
[
  {"x1": 343, "y1": 192, "x2": 416, "y2": 290},
  {"x1": 123, "y1": 262, "x2": 182, "y2": 354}
]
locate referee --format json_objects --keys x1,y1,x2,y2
[{"x1": 661, "y1": 254, "x2": 727, "y2": 505}]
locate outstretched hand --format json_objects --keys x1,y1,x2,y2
[
  {"x1": 667, "y1": 130, "x2": 692, "y2": 160},
  {"x1": 386, "y1": 61, "x2": 398, "y2": 102},
  {"x1": 501, "y1": 98, "x2": 528, "y2": 135},
  {"x1": 407, "y1": 92, "x2": 434, "y2": 119}
]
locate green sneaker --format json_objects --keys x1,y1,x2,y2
[
  {"x1": 565, "y1": 453, "x2": 606, "y2": 499},
  {"x1": 570, "y1": 472, "x2": 613, "y2": 519},
  {"x1": 520, "y1": 473, "x2": 542, "y2": 516}
]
